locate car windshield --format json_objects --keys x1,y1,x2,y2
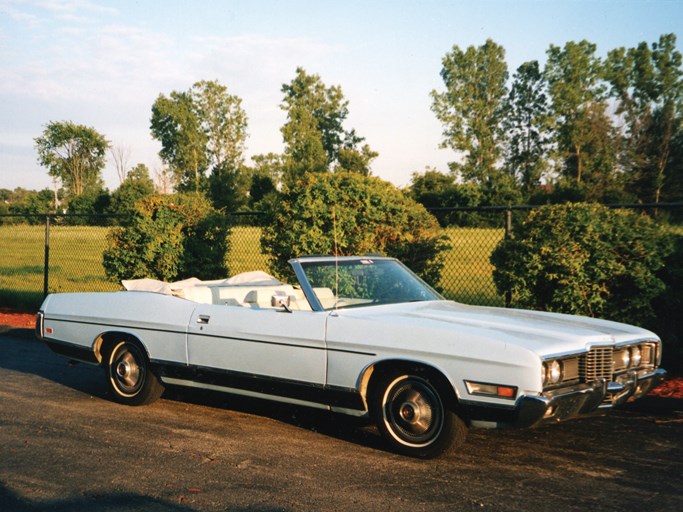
[{"x1": 299, "y1": 258, "x2": 442, "y2": 310}]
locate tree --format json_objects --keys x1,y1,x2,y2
[
  {"x1": 431, "y1": 39, "x2": 509, "y2": 189},
  {"x1": 262, "y1": 172, "x2": 449, "y2": 286},
  {"x1": 545, "y1": 41, "x2": 618, "y2": 194},
  {"x1": 248, "y1": 153, "x2": 284, "y2": 210},
  {"x1": 280, "y1": 67, "x2": 376, "y2": 183},
  {"x1": 34, "y1": 121, "x2": 108, "y2": 198},
  {"x1": 110, "y1": 144, "x2": 132, "y2": 184},
  {"x1": 65, "y1": 189, "x2": 111, "y2": 225},
  {"x1": 407, "y1": 168, "x2": 482, "y2": 226},
  {"x1": 0, "y1": 188, "x2": 55, "y2": 224},
  {"x1": 150, "y1": 80, "x2": 248, "y2": 197},
  {"x1": 108, "y1": 163, "x2": 155, "y2": 218},
  {"x1": 650, "y1": 34, "x2": 683, "y2": 204},
  {"x1": 192, "y1": 80, "x2": 248, "y2": 172},
  {"x1": 154, "y1": 165, "x2": 174, "y2": 195},
  {"x1": 336, "y1": 144, "x2": 378, "y2": 175},
  {"x1": 504, "y1": 61, "x2": 551, "y2": 198},
  {"x1": 606, "y1": 34, "x2": 683, "y2": 204},
  {"x1": 208, "y1": 164, "x2": 251, "y2": 211},
  {"x1": 150, "y1": 90, "x2": 208, "y2": 193},
  {"x1": 667, "y1": 128, "x2": 683, "y2": 207}
]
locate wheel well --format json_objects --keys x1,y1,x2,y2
[
  {"x1": 363, "y1": 360, "x2": 459, "y2": 411},
  {"x1": 95, "y1": 332, "x2": 144, "y2": 366}
]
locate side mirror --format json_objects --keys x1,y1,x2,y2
[{"x1": 271, "y1": 293, "x2": 292, "y2": 312}]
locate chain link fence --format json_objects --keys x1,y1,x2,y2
[{"x1": 1, "y1": 204, "x2": 680, "y2": 311}]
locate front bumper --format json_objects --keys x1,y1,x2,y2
[{"x1": 513, "y1": 368, "x2": 668, "y2": 428}]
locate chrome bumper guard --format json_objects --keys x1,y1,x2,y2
[{"x1": 513, "y1": 368, "x2": 668, "y2": 428}]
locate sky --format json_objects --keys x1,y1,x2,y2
[{"x1": 1, "y1": 0, "x2": 682, "y2": 192}]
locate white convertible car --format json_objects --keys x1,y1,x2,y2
[{"x1": 36, "y1": 256, "x2": 667, "y2": 458}]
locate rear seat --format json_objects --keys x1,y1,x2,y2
[{"x1": 124, "y1": 276, "x2": 313, "y2": 311}]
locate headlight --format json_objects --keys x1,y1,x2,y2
[
  {"x1": 621, "y1": 349, "x2": 631, "y2": 368},
  {"x1": 548, "y1": 360, "x2": 563, "y2": 384},
  {"x1": 630, "y1": 346, "x2": 642, "y2": 367},
  {"x1": 543, "y1": 360, "x2": 563, "y2": 386}
]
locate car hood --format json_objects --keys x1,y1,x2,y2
[{"x1": 338, "y1": 300, "x2": 658, "y2": 357}]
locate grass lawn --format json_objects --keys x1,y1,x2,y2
[
  {"x1": 439, "y1": 227, "x2": 505, "y2": 306},
  {"x1": 0, "y1": 223, "x2": 505, "y2": 310}
]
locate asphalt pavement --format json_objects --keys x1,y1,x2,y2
[{"x1": 1, "y1": 327, "x2": 682, "y2": 512}]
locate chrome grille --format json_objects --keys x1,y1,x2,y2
[{"x1": 580, "y1": 346, "x2": 613, "y2": 382}]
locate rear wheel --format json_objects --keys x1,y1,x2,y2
[
  {"x1": 371, "y1": 370, "x2": 466, "y2": 458},
  {"x1": 107, "y1": 340, "x2": 164, "y2": 406}
]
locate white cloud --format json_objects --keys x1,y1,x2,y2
[{"x1": 33, "y1": 0, "x2": 117, "y2": 17}]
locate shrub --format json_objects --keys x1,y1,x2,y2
[
  {"x1": 65, "y1": 190, "x2": 111, "y2": 226},
  {"x1": 652, "y1": 234, "x2": 683, "y2": 372},
  {"x1": 491, "y1": 203, "x2": 674, "y2": 326},
  {"x1": 261, "y1": 172, "x2": 450, "y2": 286},
  {"x1": 103, "y1": 194, "x2": 230, "y2": 282}
]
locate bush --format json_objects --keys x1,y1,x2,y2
[
  {"x1": 103, "y1": 194, "x2": 230, "y2": 282},
  {"x1": 261, "y1": 172, "x2": 450, "y2": 286},
  {"x1": 491, "y1": 203, "x2": 674, "y2": 326},
  {"x1": 652, "y1": 234, "x2": 683, "y2": 373},
  {"x1": 65, "y1": 190, "x2": 111, "y2": 226}
]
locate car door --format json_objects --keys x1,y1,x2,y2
[{"x1": 186, "y1": 303, "x2": 328, "y2": 386}]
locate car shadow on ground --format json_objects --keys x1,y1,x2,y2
[
  {"x1": 162, "y1": 383, "x2": 387, "y2": 452},
  {"x1": 0, "y1": 483, "x2": 288, "y2": 512},
  {"x1": 0, "y1": 329, "x2": 388, "y2": 454},
  {"x1": 0, "y1": 484, "x2": 194, "y2": 512}
]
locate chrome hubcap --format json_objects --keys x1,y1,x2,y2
[
  {"x1": 117, "y1": 361, "x2": 130, "y2": 378},
  {"x1": 385, "y1": 377, "x2": 443, "y2": 445},
  {"x1": 112, "y1": 346, "x2": 142, "y2": 393}
]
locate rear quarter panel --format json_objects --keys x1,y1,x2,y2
[{"x1": 41, "y1": 291, "x2": 196, "y2": 364}]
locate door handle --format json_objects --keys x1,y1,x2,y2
[{"x1": 196, "y1": 315, "x2": 210, "y2": 324}]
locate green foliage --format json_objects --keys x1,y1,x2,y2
[
  {"x1": 545, "y1": 40, "x2": 619, "y2": 191},
  {"x1": 150, "y1": 91, "x2": 209, "y2": 193},
  {"x1": 246, "y1": 153, "x2": 284, "y2": 213},
  {"x1": 262, "y1": 172, "x2": 450, "y2": 286},
  {"x1": 491, "y1": 203, "x2": 674, "y2": 325},
  {"x1": 652, "y1": 234, "x2": 683, "y2": 371},
  {"x1": 431, "y1": 39, "x2": 509, "y2": 186},
  {"x1": 504, "y1": 60, "x2": 551, "y2": 198},
  {"x1": 34, "y1": 121, "x2": 108, "y2": 198},
  {"x1": 150, "y1": 80, "x2": 248, "y2": 195},
  {"x1": 605, "y1": 34, "x2": 683, "y2": 205},
  {"x1": 65, "y1": 189, "x2": 111, "y2": 225},
  {"x1": 408, "y1": 168, "x2": 482, "y2": 226},
  {"x1": 108, "y1": 164, "x2": 155, "y2": 219},
  {"x1": 336, "y1": 144, "x2": 378, "y2": 176},
  {"x1": 280, "y1": 67, "x2": 376, "y2": 183},
  {"x1": 0, "y1": 188, "x2": 56, "y2": 224},
  {"x1": 192, "y1": 80, "x2": 248, "y2": 171},
  {"x1": 208, "y1": 163, "x2": 252, "y2": 212},
  {"x1": 103, "y1": 194, "x2": 231, "y2": 282}
]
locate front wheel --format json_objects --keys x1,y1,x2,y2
[
  {"x1": 371, "y1": 370, "x2": 466, "y2": 458},
  {"x1": 107, "y1": 340, "x2": 164, "y2": 406}
]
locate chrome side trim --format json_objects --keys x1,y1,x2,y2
[{"x1": 161, "y1": 377, "x2": 331, "y2": 411}]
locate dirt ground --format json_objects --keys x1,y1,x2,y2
[{"x1": 1, "y1": 325, "x2": 682, "y2": 512}]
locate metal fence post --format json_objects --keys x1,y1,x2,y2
[
  {"x1": 43, "y1": 214, "x2": 50, "y2": 299},
  {"x1": 504, "y1": 207, "x2": 512, "y2": 308}
]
